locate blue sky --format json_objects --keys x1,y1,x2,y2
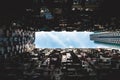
[{"x1": 35, "y1": 31, "x2": 120, "y2": 49}]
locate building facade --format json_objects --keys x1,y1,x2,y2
[
  {"x1": 90, "y1": 32, "x2": 120, "y2": 44},
  {"x1": 0, "y1": 26, "x2": 35, "y2": 59}
]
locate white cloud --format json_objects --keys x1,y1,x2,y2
[
  {"x1": 69, "y1": 45, "x2": 73, "y2": 48},
  {"x1": 47, "y1": 32, "x2": 67, "y2": 47}
]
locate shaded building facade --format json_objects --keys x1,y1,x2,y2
[{"x1": 90, "y1": 32, "x2": 120, "y2": 45}]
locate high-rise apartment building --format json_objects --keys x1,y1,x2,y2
[{"x1": 90, "y1": 32, "x2": 120, "y2": 44}]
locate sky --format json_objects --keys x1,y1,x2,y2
[{"x1": 35, "y1": 31, "x2": 120, "y2": 49}]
